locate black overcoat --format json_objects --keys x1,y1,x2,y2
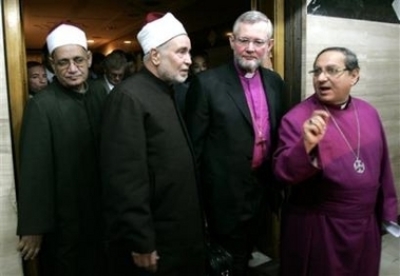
[
  {"x1": 185, "y1": 62, "x2": 287, "y2": 235},
  {"x1": 17, "y1": 79, "x2": 107, "y2": 276},
  {"x1": 101, "y1": 68, "x2": 205, "y2": 275}
]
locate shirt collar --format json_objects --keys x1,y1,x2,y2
[{"x1": 234, "y1": 62, "x2": 259, "y2": 79}]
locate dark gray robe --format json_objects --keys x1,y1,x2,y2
[
  {"x1": 101, "y1": 68, "x2": 205, "y2": 276},
  {"x1": 17, "y1": 79, "x2": 107, "y2": 276}
]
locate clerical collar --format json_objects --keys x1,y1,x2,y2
[
  {"x1": 339, "y1": 101, "x2": 348, "y2": 110},
  {"x1": 337, "y1": 96, "x2": 352, "y2": 109},
  {"x1": 234, "y1": 62, "x2": 258, "y2": 79},
  {"x1": 323, "y1": 97, "x2": 352, "y2": 110}
]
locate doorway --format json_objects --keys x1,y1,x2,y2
[{"x1": 3, "y1": 1, "x2": 290, "y2": 276}]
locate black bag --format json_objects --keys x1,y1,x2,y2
[{"x1": 205, "y1": 241, "x2": 233, "y2": 276}]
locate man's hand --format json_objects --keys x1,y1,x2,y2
[
  {"x1": 303, "y1": 110, "x2": 330, "y2": 153},
  {"x1": 18, "y1": 235, "x2": 42, "y2": 260},
  {"x1": 131, "y1": 251, "x2": 159, "y2": 273}
]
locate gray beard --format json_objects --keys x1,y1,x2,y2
[{"x1": 236, "y1": 57, "x2": 261, "y2": 73}]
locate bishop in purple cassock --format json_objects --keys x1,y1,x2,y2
[{"x1": 273, "y1": 47, "x2": 398, "y2": 276}]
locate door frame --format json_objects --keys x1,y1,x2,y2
[{"x1": 3, "y1": 0, "x2": 27, "y2": 176}]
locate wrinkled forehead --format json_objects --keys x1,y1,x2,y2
[
  {"x1": 51, "y1": 44, "x2": 88, "y2": 59},
  {"x1": 163, "y1": 34, "x2": 191, "y2": 50}
]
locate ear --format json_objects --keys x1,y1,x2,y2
[
  {"x1": 86, "y1": 50, "x2": 92, "y2": 68},
  {"x1": 228, "y1": 34, "x2": 235, "y2": 50},
  {"x1": 150, "y1": 49, "x2": 161, "y2": 66},
  {"x1": 48, "y1": 55, "x2": 57, "y2": 72},
  {"x1": 267, "y1": 38, "x2": 274, "y2": 54},
  {"x1": 350, "y1": 68, "x2": 360, "y2": 85}
]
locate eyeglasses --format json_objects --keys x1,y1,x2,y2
[
  {"x1": 234, "y1": 37, "x2": 267, "y2": 48},
  {"x1": 52, "y1": 57, "x2": 88, "y2": 69},
  {"x1": 309, "y1": 67, "x2": 348, "y2": 78}
]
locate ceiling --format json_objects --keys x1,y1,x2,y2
[{"x1": 23, "y1": 0, "x2": 249, "y2": 53}]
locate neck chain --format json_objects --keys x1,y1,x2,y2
[{"x1": 323, "y1": 102, "x2": 365, "y2": 174}]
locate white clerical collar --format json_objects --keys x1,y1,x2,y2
[
  {"x1": 340, "y1": 102, "x2": 348, "y2": 110},
  {"x1": 244, "y1": 72, "x2": 255, "y2": 79}
]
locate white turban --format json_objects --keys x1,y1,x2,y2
[
  {"x1": 46, "y1": 24, "x2": 87, "y2": 54},
  {"x1": 137, "y1": 13, "x2": 187, "y2": 55}
]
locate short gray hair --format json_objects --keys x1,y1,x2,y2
[{"x1": 232, "y1": 11, "x2": 273, "y2": 39}]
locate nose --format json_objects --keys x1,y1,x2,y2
[
  {"x1": 66, "y1": 61, "x2": 79, "y2": 72},
  {"x1": 317, "y1": 70, "x2": 328, "y2": 81},
  {"x1": 245, "y1": 42, "x2": 256, "y2": 51},
  {"x1": 185, "y1": 54, "x2": 192, "y2": 65}
]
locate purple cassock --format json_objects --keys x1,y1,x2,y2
[{"x1": 273, "y1": 94, "x2": 398, "y2": 276}]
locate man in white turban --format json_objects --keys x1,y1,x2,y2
[
  {"x1": 17, "y1": 23, "x2": 108, "y2": 276},
  {"x1": 101, "y1": 12, "x2": 205, "y2": 276}
]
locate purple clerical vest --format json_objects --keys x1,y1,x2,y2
[{"x1": 238, "y1": 69, "x2": 270, "y2": 169}]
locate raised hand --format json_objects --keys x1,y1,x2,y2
[{"x1": 303, "y1": 109, "x2": 330, "y2": 153}]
